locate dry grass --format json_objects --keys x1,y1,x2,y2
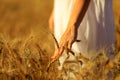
[
  {"x1": 0, "y1": 0, "x2": 120, "y2": 80},
  {"x1": 0, "y1": 34, "x2": 61, "y2": 80},
  {"x1": 0, "y1": 36, "x2": 120, "y2": 80}
]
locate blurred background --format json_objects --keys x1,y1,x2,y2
[
  {"x1": 0, "y1": 0, "x2": 120, "y2": 80},
  {"x1": 0, "y1": 0, "x2": 120, "y2": 49},
  {"x1": 114, "y1": 0, "x2": 120, "y2": 50},
  {"x1": 0, "y1": 0, "x2": 52, "y2": 39}
]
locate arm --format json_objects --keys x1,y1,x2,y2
[
  {"x1": 52, "y1": 0, "x2": 90, "y2": 61},
  {"x1": 68, "y1": 0, "x2": 87, "y2": 27},
  {"x1": 49, "y1": 9, "x2": 54, "y2": 32},
  {"x1": 66, "y1": 0, "x2": 90, "y2": 42}
]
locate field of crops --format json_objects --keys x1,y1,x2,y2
[{"x1": 0, "y1": 0, "x2": 120, "y2": 80}]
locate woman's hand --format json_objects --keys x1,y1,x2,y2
[
  {"x1": 51, "y1": 25, "x2": 76, "y2": 61},
  {"x1": 49, "y1": 10, "x2": 54, "y2": 32},
  {"x1": 51, "y1": 0, "x2": 90, "y2": 62}
]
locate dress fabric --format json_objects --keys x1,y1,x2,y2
[{"x1": 54, "y1": 0, "x2": 115, "y2": 58}]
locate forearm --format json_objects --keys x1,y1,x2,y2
[{"x1": 67, "y1": 0, "x2": 90, "y2": 28}]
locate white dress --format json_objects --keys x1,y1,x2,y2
[{"x1": 54, "y1": 0, "x2": 115, "y2": 59}]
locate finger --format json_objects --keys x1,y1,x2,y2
[
  {"x1": 68, "y1": 40, "x2": 73, "y2": 50},
  {"x1": 51, "y1": 48, "x2": 58, "y2": 59},
  {"x1": 68, "y1": 41, "x2": 75, "y2": 56},
  {"x1": 51, "y1": 47, "x2": 64, "y2": 61},
  {"x1": 52, "y1": 38, "x2": 65, "y2": 59}
]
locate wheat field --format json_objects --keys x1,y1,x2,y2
[{"x1": 0, "y1": 0, "x2": 120, "y2": 80}]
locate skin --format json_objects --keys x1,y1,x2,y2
[
  {"x1": 49, "y1": 9, "x2": 54, "y2": 32},
  {"x1": 49, "y1": 0, "x2": 91, "y2": 62}
]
